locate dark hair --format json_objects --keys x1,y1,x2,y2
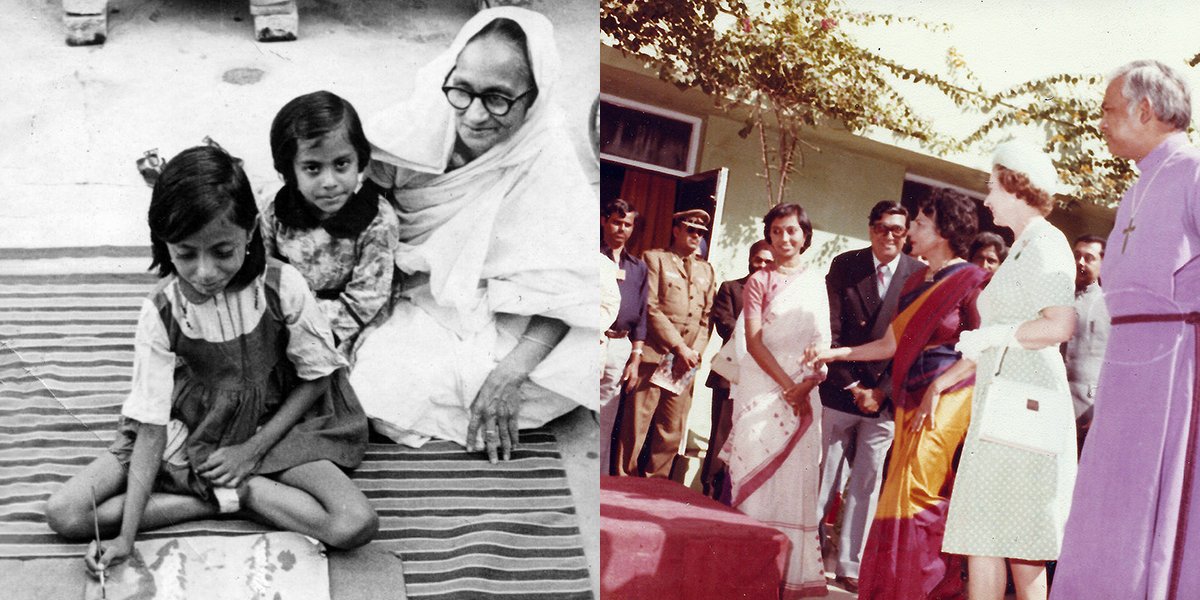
[
  {"x1": 1075, "y1": 233, "x2": 1107, "y2": 256},
  {"x1": 148, "y1": 146, "x2": 266, "y2": 289},
  {"x1": 995, "y1": 165, "x2": 1054, "y2": 216},
  {"x1": 917, "y1": 188, "x2": 978, "y2": 258},
  {"x1": 762, "y1": 203, "x2": 814, "y2": 254},
  {"x1": 749, "y1": 238, "x2": 773, "y2": 256},
  {"x1": 869, "y1": 200, "x2": 909, "y2": 226},
  {"x1": 463, "y1": 18, "x2": 538, "y2": 107},
  {"x1": 270, "y1": 91, "x2": 370, "y2": 188},
  {"x1": 602, "y1": 198, "x2": 636, "y2": 220},
  {"x1": 969, "y1": 231, "x2": 1009, "y2": 262}
]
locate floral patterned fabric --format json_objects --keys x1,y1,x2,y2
[{"x1": 261, "y1": 192, "x2": 399, "y2": 349}]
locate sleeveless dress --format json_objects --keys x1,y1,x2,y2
[{"x1": 109, "y1": 261, "x2": 368, "y2": 502}]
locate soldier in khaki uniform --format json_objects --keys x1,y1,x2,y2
[{"x1": 614, "y1": 209, "x2": 717, "y2": 478}]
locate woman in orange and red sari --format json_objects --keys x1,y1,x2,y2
[{"x1": 811, "y1": 189, "x2": 987, "y2": 599}]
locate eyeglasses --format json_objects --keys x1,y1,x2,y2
[
  {"x1": 442, "y1": 86, "x2": 536, "y2": 117},
  {"x1": 871, "y1": 224, "x2": 907, "y2": 238}
]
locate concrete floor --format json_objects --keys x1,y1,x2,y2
[{"x1": 0, "y1": 0, "x2": 600, "y2": 247}]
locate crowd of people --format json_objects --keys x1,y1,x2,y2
[
  {"x1": 601, "y1": 58, "x2": 1200, "y2": 600},
  {"x1": 43, "y1": 6, "x2": 602, "y2": 577}
]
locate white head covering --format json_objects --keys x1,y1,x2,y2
[
  {"x1": 991, "y1": 140, "x2": 1065, "y2": 195},
  {"x1": 369, "y1": 7, "x2": 561, "y2": 173},
  {"x1": 362, "y1": 7, "x2": 599, "y2": 334}
]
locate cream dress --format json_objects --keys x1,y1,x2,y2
[{"x1": 943, "y1": 217, "x2": 1078, "y2": 559}]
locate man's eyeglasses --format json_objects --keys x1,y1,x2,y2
[
  {"x1": 871, "y1": 224, "x2": 907, "y2": 238},
  {"x1": 442, "y1": 86, "x2": 536, "y2": 117}
]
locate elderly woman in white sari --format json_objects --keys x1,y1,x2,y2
[{"x1": 350, "y1": 8, "x2": 600, "y2": 462}]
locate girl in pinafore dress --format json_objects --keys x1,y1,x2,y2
[
  {"x1": 261, "y1": 91, "x2": 399, "y2": 353},
  {"x1": 45, "y1": 146, "x2": 377, "y2": 578}
]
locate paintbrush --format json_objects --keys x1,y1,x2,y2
[{"x1": 90, "y1": 485, "x2": 106, "y2": 600}]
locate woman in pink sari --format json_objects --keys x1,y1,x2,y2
[{"x1": 722, "y1": 203, "x2": 830, "y2": 598}]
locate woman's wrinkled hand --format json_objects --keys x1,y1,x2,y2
[
  {"x1": 85, "y1": 536, "x2": 133, "y2": 579},
  {"x1": 910, "y1": 386, "x2": 941, "y2": 432},
  {"x1": 198, "y1": 442, "x2": 262, "y2": 489},
  {"x1": 468, "y1": 361, "x2": 530, "y2": 463}
]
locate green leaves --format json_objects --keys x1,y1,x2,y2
[{"x1": 601, "y1": 0, "x2": 1147, "y2": 209}]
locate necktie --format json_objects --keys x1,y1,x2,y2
[{"x1": 877, "y1": 263, "x2": 888, "y2": 296}]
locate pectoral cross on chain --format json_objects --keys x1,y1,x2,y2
[
  {"x1": 1118, "y1": 145, "x2": 1184, "y2": 255},
  {"x1": 1121, "y1": 220, "x2": 1136, "y2": 254}
]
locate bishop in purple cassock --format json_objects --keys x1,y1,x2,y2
[{"x1": 1052, "y1": 60, "x2": 1200, "y2": 600}]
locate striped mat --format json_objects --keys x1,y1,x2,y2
[{"x1": 0, "y1": 257, "x2": 593, "y2": 600}]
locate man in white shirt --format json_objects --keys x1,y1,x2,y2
[{"x1": 1063, "y1": 233, "x2": 1110, "y2": 452}]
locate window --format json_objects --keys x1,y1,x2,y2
[{"x1": 599, "y1": 94, "x2": 702, "y2": 177}]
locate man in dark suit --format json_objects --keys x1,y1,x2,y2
[
  {"x1": 818, "y1": 200, "x2": 921, "y2": 592},
  {"x1": 700, "y1": 239, "x2": 774, "y2": 501},
  {"x1": 615, "y1": 209, "x2": 717, "y2": 478}
]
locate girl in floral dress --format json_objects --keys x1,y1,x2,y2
[{"x1": 261, "y1": 90, "x2": 399, "y2": 352}]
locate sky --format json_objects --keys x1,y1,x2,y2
[{"x1": 843, "y1": 0, "x2": 1200, "y2": 170}]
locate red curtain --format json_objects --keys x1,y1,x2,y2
[{"x1": 619, "y1": 169, "x2": 677, "y2": 258}]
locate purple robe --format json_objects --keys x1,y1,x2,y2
[{"x1": 1052, "y1": 132, "x2": 1200, "y2": 599}]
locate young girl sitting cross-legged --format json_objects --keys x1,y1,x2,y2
[{"x1": 44, "y1": 145, "x2": 378, "y2": 577}]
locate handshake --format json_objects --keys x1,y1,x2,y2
[
  {"x1": 804, "y1": 344, "x2": 846, "y2": 370},
  {"x1": 802, "y1": 344, "x2": 884, "y2": 414}
]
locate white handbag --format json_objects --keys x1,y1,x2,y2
[{"x1": 976, "y1": 349, "x2": 1067, "y2": 456}]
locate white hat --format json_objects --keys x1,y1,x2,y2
[{"x1": 991, "y1": 140, "x2": 1064, "y2": 195}]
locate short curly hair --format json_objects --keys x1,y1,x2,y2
[
  {"x1": 917, "y1": 188, "x2": 978, "y2": 259},
  {"x1": 995, "y1": 165, "x2": 1054, "y2": 216}
]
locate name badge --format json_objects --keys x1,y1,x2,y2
[{"x1": 616, "y1": 268, "x2": 626, "y2": 281}]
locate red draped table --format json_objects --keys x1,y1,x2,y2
[{"x1": 600, "y1": 476, "x2": 791, "y2": 599}]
